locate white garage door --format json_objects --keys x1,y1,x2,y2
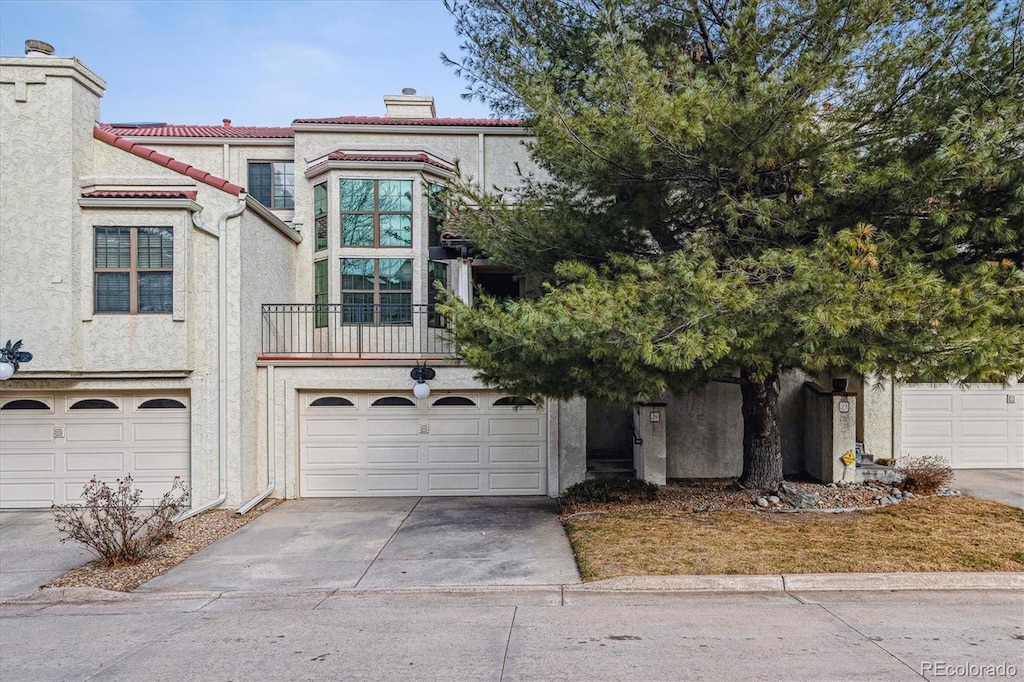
[
  {"x1": 0, "y1": 393, "x2": 190, "y2": 508},
  {"x1": 299, "y1": 392, "x2": 547, "y2": 496},
  {"x1": 901, "y1": 383, "x2": 1023, "y2": 468}
]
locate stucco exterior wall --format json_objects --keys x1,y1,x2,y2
[
  {"x1": 665, "y1": 372, "x2": 808, "y2": 478},
  {"x1": 0, "y1": 57, "x2": 102, "y2": 368}
]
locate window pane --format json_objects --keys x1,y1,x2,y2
[
  {"x1": 343, "y1": 214, "x2": 374, "y2": 246},
  {"x1": 96, "y1": 272, "x2": 130, "y2": 312},
  {"x1": 314, "y1": 183, "x2": 328, "y2": 251},
  {"x1": 314, "y1": 259, "x2": 328, "y2": 294},
  {"x1": 342, "y1": 293, "x2": 375, "y2": 324},
  {"x1": 379, "y1": 214, "x2": 412, "y2": 247},
  {"x1": 137, "y1": 227, "x2": 173, "y2": 268},
  {"x1": 138, "y1": 272, "x2": 173, "y2": 312},
  {"x1": 273, "y1": 163, "x2": 294, "y2": 209},
  {"x1": 95, "y1": 227, "x2": 130, "y2": 268},
  {"x1": 378, "y1": 180, "x2": 412, "y2": 212},
  {"x1": 341, "y1": 179, "x2": 374, "y2": 211},
  {"x1": 248, "y1": 163, "x2": 272, "y2": 206},
  {"x1": 379, "y1": 259, "x2": 412, "y2": 290},
  {"x1": 380, "y1": 293, "x2": 411, "y2": 325},
  {"x1": 341, "y1": 258, "x2": 374, "y2": 289}
]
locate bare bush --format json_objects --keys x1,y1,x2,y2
[
  {"x1": 51, "y1": 475, "x2": 190, "y2": 567},
  {"x1": 897, "y1": 455, "x2": 954, "y2": 495}
]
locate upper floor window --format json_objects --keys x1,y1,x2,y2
[
  {"x1": 314, "y1": 182, "x2": 328, "y2": 251},
  {"x1": 341, "y1": 179, "x2": 412, "y2": 247},
  {"x1": 94, "y1": 226, "x2": 172, "y2": 314},
  {"x1": 248, "y1": 162, "x2": 294, "y2": 209}
]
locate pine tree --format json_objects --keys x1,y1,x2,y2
[{"x1": 441, "y1": 0, "x2": 1024, "y2": 489}]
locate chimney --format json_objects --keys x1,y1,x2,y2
[
  {"x1": 222, "y1": 118, "x2": 231, "y2": 127},
  {"x1": 24, "y1": 39, "x2": 55, "y2": 57},
  {"x1": 383, "y1": 88, "x2": 436, "y2": 119}
]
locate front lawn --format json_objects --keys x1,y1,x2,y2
[{"x1": 563, "y1": 495, "x2": 1024, "y2": 580}]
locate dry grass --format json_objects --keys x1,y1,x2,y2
[{"x1": 564, "y1": 496, "x2": 1024, "y2": 580}]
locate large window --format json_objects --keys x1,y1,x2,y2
[
  {"x1": 341, "y1": 258, "x2": 412, "y2": 325},
  {"x1": 248, "y1": 162, "x2": 294, "y2": 209},
  {"x1": 427, "y1": 260, "x2": 447, "y2": 328},
  {"x1": 94, "y1": 226, "x2": 173, "y2": 314},
  {"x1": 341, "y1": 179, "x2": 412, "y2": 247}
]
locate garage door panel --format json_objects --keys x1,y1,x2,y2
[
  {"x1": 0, "y1": 424, "x2": 55, "y2": 444},
  {"x1": 305, "y1": 474, "x2": 359, "y2": 494},
  {"x1": 490, "y1": 445, "x2": 543, "y2": 464},
  {"x1": 0, "y1": 453, "x2": 56, "y2": 473},
  {"x1": 65, "y1": 423, "x2": 123, "y2": 443},
  {"x1": 132, "y1": 451, "x2": 191, "y2": 471},
  {"x1": 960, "y1": 393, "x2": 1011, "y2": 412},
  {"x1": 427, "y1": 472, "x2": 482, "y2": 493},
  {"x1": 133, "y1": 421, "x2": 189, "y2": 442},
  {"x1": 366, "y1": 473, "x2": 422, "y2": 493},
  {"x1": 488, "y1": 418, "x2": 542, "y2": 437},
  {"x1": 305, "y1": 446, "x2": 360, "y2": 467},
  {"x1": 427, "y1": 445, "x2": 482, "y2": 464},
  {"x1": 368, "y1": 419, "x2": 419, "y2": 437},
  {"x1": 489, "y1": 472, "x2": 544, "y2": 492},
  {"x1": 427, "y1": 418, "x2": 481, "y2": 437},
  {"x1": 366, "y1": 446, "x2": 420, "y2": 465},
  {"x1": 903, "y1": 420, "x2": 953, "y2": 439},
  {"x1": 305, "y1": 419, "x2": 360, "y2": 438},
  {"x1": 0, "y1": 482, "x2": 57, "y2": 508},
  {"x1": 65, "y1": 452, "x2": 124, "y2": 472},
  {"x1": 903, "y1": 393, "x2": 953, "y2": 414},
  {"x1": 959, "y1": 420, "x2": 1009, "y2": 438},
  {"x1": 958, "y1": 447, "x2": 1012, "y2": 465},
  {"x1": 300, "y1": 392, "x2": 547, "y2": 496}
]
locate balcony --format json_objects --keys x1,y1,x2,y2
[{"x1": 261, "y1": 303, "x2": 453, "y2": 358}]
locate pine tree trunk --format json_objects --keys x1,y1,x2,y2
[{"x1": 737, "y1": 369, "x2": 784, "y2": 490}]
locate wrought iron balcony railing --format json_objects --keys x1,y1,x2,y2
[{"x1": 261, "y1": 303, "x2": 453, "y2": 357}]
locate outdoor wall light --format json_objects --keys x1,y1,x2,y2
[
  {"x1": 410, "y1": 363, "x2": 436, "y2": 399},
  {"x1": 0, "y1": 339, "x2": 32, "y2": 381}
]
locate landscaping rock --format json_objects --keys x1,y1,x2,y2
[
  {"x1": 756, "y1": 497, "x2": 769, "y2": 508},
  {"x1": 768, "y1": 495, "x2": 781, "y2": 505},
  {"x1": 778, "y1": 482, "x2": 821, "y2": 508}
]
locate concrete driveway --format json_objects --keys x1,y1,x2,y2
[
  {"x1": 134, "y1": 496, "x2": 580, "y2": 593},
  {"x1": 0, "y1": 510, "x2": 94, "y2": 600},
  {"x1": 952, "y1": 469, "x2": 1023, "y2": 509}
]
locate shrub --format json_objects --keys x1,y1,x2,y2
[
  {"x1": 51, "y1": 474, "x2": 190, "y2": 567},
  {"x1": 561, "y1": 477, "x2": 659, "y2": 504},
  {"x1": 897, "y1": 455, "x2": 954, "y2": 495}
]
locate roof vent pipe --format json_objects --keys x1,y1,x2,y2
[
  {"x1": 25, "y1": 39, "x2": 55, "y2": 57},
  {"x1": 222, "y1": 118, "x2": 231, "y2": 127}
]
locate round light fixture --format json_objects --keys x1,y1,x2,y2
[
  {"x1": 0, "y1": 362, "x2": 13, "y2": 381},
  {"x1": 413, "y1": 381, "x2": 431, "y2": 399}
]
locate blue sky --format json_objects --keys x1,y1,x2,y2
[{"x1": 0, "y1": 0, "x2": 492, "y2": 125}]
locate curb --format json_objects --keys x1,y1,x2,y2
[{"x1": 3, "y1": 572, "x2": 1021, "y2": 605}]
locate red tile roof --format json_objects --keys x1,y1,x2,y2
[
  {"x1": 93, "y1": 127, "x2": 245, "y2": 196},
  {"x1": 327, "y1": 150, "x2": 453, "y2": 171},
  {"x1": 82, "y1": 190, "x2": 198, "y2": 200},
  {"x1": 97, "y1": 123, "x2": 294, "y2": 138},
  {"x1": 293, "y1": 116, "x2": 523, "y2": 127}
]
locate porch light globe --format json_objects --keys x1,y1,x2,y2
[
  {"x1": 0, "y1": 362, "x2": 14, "y2": 381},
  {"x1": 413, "y1": 381, "x2": 430, "y2": 399}
]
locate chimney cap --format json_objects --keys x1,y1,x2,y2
[
  {"x1": 25, "y1": 39, "x2": 55, "y2": 56},
  {"x1": 401, "y1": 88, "x2": 417, "y2": 95},
  {"x1": 222, "y1": 118, "x2": 232, "y2": 127}
]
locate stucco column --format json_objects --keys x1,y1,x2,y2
[
  {"x1": 634, "y1": 403, "x2": 667, "y2": 485},
  {"x1": 828, "y1": 393, "x2": 857, "y2": 483},
  {"x1": 557, "y1": 397, "x2": 587, "y2": 491}
]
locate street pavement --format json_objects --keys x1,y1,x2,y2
[{"x1": 1, "y1": 587, "x2": 1021, "y2": 681}]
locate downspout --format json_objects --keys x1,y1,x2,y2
[
  {"x1": 236, "y1": 362, "x2": 275, "y2": 514},
  {"x1": 176, "y1": 195, "x2": 247, "y2": 522}
]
